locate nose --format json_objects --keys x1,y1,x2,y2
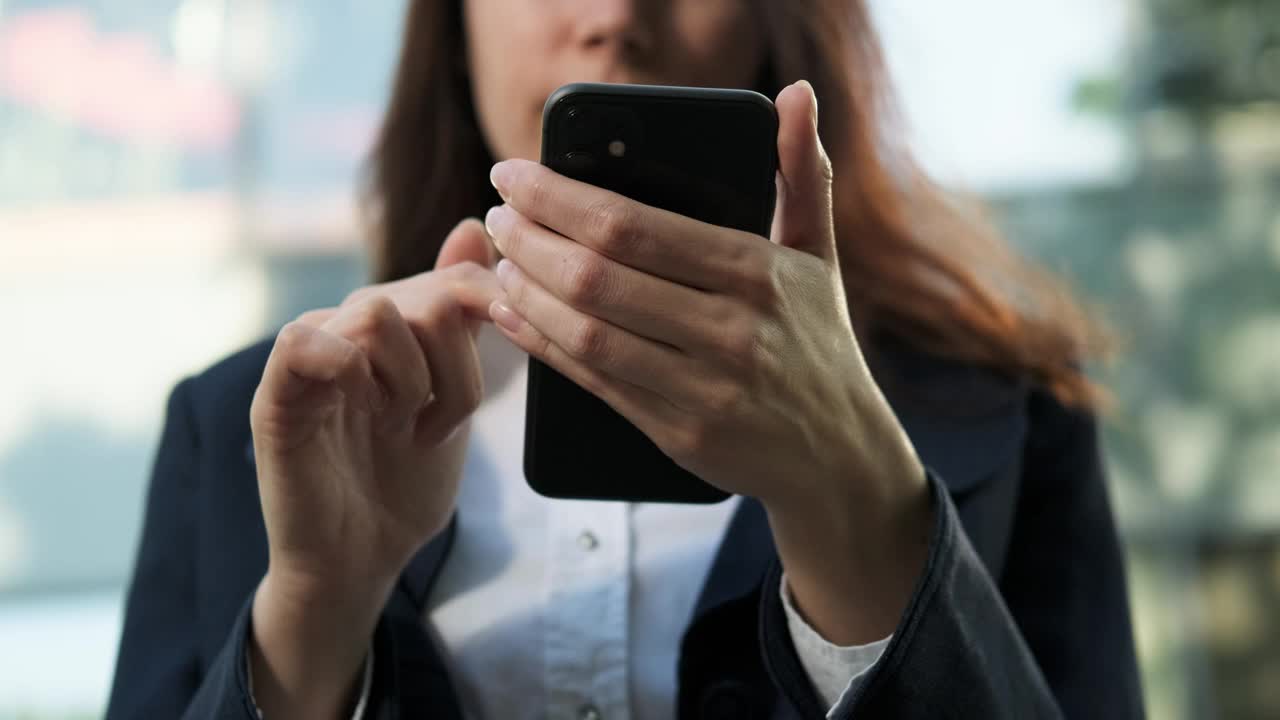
[{"x1": 574, "y1": 0, "x2": 652, "y2": 57}]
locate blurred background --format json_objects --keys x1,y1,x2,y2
[{"x1": 0, "y1": 0, "x2": 1277, "y2": 717}]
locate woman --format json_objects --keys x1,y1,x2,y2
[{"x1": 107, "y1": 1, "x2": 1144, "y2": 718}]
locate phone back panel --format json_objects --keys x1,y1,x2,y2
[{"x1": 525, "y1": 83, "x2": 778, "y2": 503}]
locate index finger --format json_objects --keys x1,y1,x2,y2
[
  {"x1": 490, "y1": 159, "x2": 766, "y2": 293},
  {"x1": 346, "y1": 261, "x2": 504, "y2": 325}
]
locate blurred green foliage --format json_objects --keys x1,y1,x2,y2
[
  {"x1": 1036, "y1": 1, "x2": 1280, "y2": 717},
  {"x1": 1077, "y1": 0, "x2": 1280, "y2": 116}
]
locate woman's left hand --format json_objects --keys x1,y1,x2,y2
[{"x1": 486, "y1": 81, "x2": 932, "y2": 644}]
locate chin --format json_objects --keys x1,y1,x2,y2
[{"x1": 516, "y1": 136, "x2": 540, "y2": 163}]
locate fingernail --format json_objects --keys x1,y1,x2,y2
[
  {"x1": 496, "y1": 257, "x2": 517, "y2": 286},
  {"x1": 490, "y1": 300, "x2": 524, "y2": 334},
  {"x1": 485, "y1": 205, "x2": 508, "y2": 249},
  {"x1": 798, "y1": 79, "x2": 818, "y2": 119},
  {"x1": 490, "y1": 162, "x2": 514, "y2": 201}
]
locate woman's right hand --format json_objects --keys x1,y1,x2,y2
[{"x1": 246, "y1": 219, "x2": 501, "y2": 718}]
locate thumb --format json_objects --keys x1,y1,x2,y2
[
  {"x1": 771, "y1": 80, "x2": 836, "y2": 262},
  {"x1": 435, "y1": 218, "x2": 498, "y2": 271}
]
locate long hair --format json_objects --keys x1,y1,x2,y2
[{"x1": 366, "y1": 0, "x2": 1105, "y2": 408}]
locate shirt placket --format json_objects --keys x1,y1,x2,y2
[{"x1": 545, "y1": 499, "x2": 632, "y2": 720}]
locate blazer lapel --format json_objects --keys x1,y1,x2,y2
[
  {"x1": 874, "y1": 343, "x2": 1030, "y2": 495},
  {"x1": 690, "y1": 496, "x2": 776, "y2": 623},
  {"x1": 397, "y1": 516, "x2": 459, "y2": 611},
  {"x1": 379, "y1": 517, "x2": 465, "y2": 720}
]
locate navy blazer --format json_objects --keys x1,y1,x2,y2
[{"x1": 106, "y1": 336, "x2": 1145, "y2": 719}]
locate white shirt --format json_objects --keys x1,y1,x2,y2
[
  {"x1": 250, "y1": 330, "x2": 890, "y2": 718},
  {"x1": 429, "y1": 331, "x2": 888, "y2": 719}
]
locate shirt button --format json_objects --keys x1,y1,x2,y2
[
  {"x1": 577, "y1": 530, "x2": 599, "y2": 551},
  {"x1": 578, "y1": 703, "x2": 602, "y2": 720}
]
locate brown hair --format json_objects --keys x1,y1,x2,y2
[{"x1": 366, "y1": 0, "x2": 1105, "y2": 408}]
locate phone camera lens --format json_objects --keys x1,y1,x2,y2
[
  {"x1": 563, "y1": 151, "x2": 596, "y2": 174},
  {"x1": 599, "y1": 107, "x2": 642, "y2": 155},
  {"x1": 565, "y1": 107, "x2": 598, "y2": 144}
]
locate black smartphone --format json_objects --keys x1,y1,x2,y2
[{"x1": 525, "y1": 82, "x2": 778, "y2": 503}]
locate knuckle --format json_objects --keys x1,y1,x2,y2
[
  {"x1": 393, "y1": 272, "x2": 431, "y2": 300},
  {"x1": 420, "y1": 296, "x2": 462, "y2": 333},
  {"x1": 533, "y1": 332, "x2": 558, "y2": 365},
  {"x1": 563, "y1": 254, "x2": 613, "y2": 307},
  {"x1": 739, "y1": 250, "x2": 781, "y2": 306},
  {"x1": 336, "y1": 339, "x2": 366, "y2": 376},
  {"x1": 565, "y1": 318, "x2": 611, "y2": 362},
  {"x1": 447, "y1": 260, "x2": 484, "y2": 282},
  {"x1": 275, "y1": 321, "x2": 312, "y2": 356},
  {"x1": 364, "y1": 294, "x2": 401, "y2": 323},
  {"x1": 668, "y1": 420, "x2": 711, "y2": 459},
  {"x1": 721, "y1": 321, "x2": 760, "y2": 365},
  {"x1": 521, "y1": 168, "x2": 551, "y2": 210},
  {"x1": 590, "y1": 199, "x2": 639, "y2": 255},
  {"x1": 293, "y1": 308, "x2": 332, "y2": 327},
  {"x1": 342, "y1": 285, "x2": 373, "y2": 307},
  {"x1": 703, "y1": 381, "x2": 745, "y2": 417},
  {"x1": 349, "y1": 295, "x2": 398, "y2": 339},
  {"x1": 498, "y1": 267, "x2": 528, "y2": 309}
]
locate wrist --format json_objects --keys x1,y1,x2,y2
[
  {"x1": 262, "y1": 558, "x2": 400, "y2": 612},
  {"x1": 763, "y1": 455, "x2": 932, "y2": 646},
  {"x1": 249, "y1": 569, "x2": 391, "y2": 719}
]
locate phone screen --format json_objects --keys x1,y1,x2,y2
[{"x1": 526, "y1": 83, "x2": 777, "y2": 503}]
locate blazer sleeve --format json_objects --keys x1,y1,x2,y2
[
  {"x1": 758, "y1": 392, "x2": 1145, "y2": 719},
  {"x1": 104, "y1": 379, "x2": 260, "y2": 718},
  {"x1": 106, "y1": 378, "x2": 211, "y2": 718}
]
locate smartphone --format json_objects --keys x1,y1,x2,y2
[{"x1": 525, "y1": 82, "x2": 778, "y2": 503}]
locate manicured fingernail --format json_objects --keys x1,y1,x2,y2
[
  {"x1": 485, "y1": 205, "x2": 509, "y2": 249},
  {"x1": 490, "y1": 162, "x2": 514, "y2": 201},
  {"x1": 793, "y1": 80, "x2": 818, "y2": 127},
  {"x1": 798, "y1": 79, "x2": 815, "y2": 105},
  {"x1": 490, "y1": 300, "x2": 524, "y2": 334},
  {"x1": 496, "y1": 257, "x2": 516, "y2": 287}
]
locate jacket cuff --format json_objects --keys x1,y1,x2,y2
[
  {"x1": 760, "y1": 470, "x2": 1062, "y2": 720},
  {"x1": 182, "y1": 591, "x2": 268, "y2": 719},
  {"x1": 185, "y1": 589, "x2": 392, "y2": 720},
  {"x1": 758, "y1": 470, "x2": 948, "y2": 719},
  {"x1": 778, "y1": 571, "x2": 890, "y2": 715},
  {"x1": 244, "y1": 635, "x2": 374, "y2": 719}
]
